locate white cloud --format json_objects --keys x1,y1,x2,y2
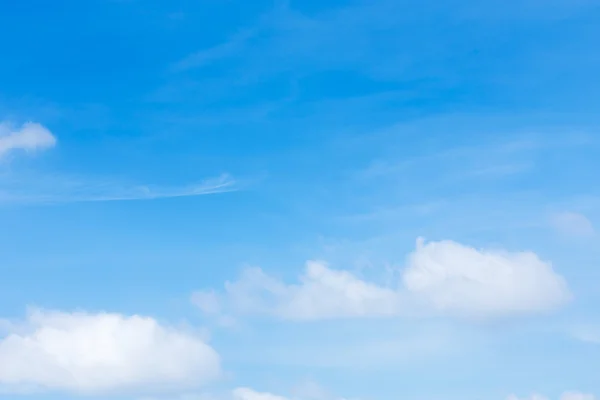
[
  {"x1": 508, "y1": 393, "x2": 596, "y2": 400},
  {"x1": 551, "y1": 212, "x2": 595, "y2": 237},
  {"x1": 0, "y1": 121, "x2": 237, "y2": 204},
  {"x1": 233, "y1": 388, "x2": 290, "y2": 400},
  {"x1": 507, "y1": 395, "x2": 549, "y2": 400},
  {"x1": 233, "y1": 386, "x2": 350, "y2": 400},
  {"x1": 147, "y1": 385, "x2": 348, "y2": 400},
  {"x1": 194, "y1": 239, "x2": 570, "y2": 320},
  {"x1": 403, "y1": 238, "x2": 571, "y2": 317},
  {"x1": 0, "y1": 122, "x2": 56, "y2": 157},
  {"x1": 139, "y1": 388, "x2": 291, "y2": 400},
  {"x1": 216, "y1": 261, "x2": 401, "y2": 320},
  {"x1": 561, "y1": 393, "x2": 597, "y2": 400},
  {"x1": 0, "y1": 309, "x2": 220, "y2": 395}
]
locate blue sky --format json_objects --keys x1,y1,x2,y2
[{"x1": 1, "y1": 0, "x2": 600, "y2": 400}]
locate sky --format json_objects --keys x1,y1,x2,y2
[{"x1": 1, "y1": 0, "x2": 600, "y2": 399}]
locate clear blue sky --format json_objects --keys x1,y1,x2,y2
[{"x1": 1, "y1": 1, "x2": 599, "y2": 400}]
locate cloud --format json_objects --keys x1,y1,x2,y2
[
  {"x1": 571, "y1": 324, "x2": 600, "y2": 344},
  {"x1": 233, "y1": 388, "x2": 289, "y2": 400},
  {"x1": 192, "y1": 238, "x2": 571, "y2": 320},
  {"x1": 173, "y1": 0, "x2": 596, "y2": 79},
  {"x1": 508, "y1": 393, "x2": 596, "y2": 400},
  {"x1": 173, "y1": 27, "x2": 257, "y2": 72},
  {"x1": 0, "y1": 173, "x2": 238, "y2": 204},
  {"x1": 233, "y1": 386, "x2": 350, "y2": 400},
  {"x1": 507, "y1": 395, "x2": 549, "y2": 400},
  {"x1": 403, "y1": 238, "x2": 571, "y2": 317},
  {"x1": 561, "y1": 393, "x2": 597, "y2": 400},
  {"x1": 0, "y1": 121, "x2": 56, "y2": 158},
  {"x1": 0, "y1": 122, "x2": 237, "y2": 204},
  {"x1": 0, "y1": 309, "x2": 220, "y2": 395},
  {"x1": 145, "y1": 385, "x2": 349, "y2": 400},
  {"x1": 551, "y1": 212, "x2": 595, "y2": 237},
  {"x1": 191, "y1": 291, "x2": 222, "y2": 315},
  {"x1": 219, "y1": 261, "x2": 401, "y2": 320},
  {"x1": 166, "y1": 0, "x2": 600, "y2": 119}
]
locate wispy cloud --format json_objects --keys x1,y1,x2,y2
[
  {"x1": 173, "y1": 27, "x2": 258, "y2": 72},
  {"x1": 0, "y1": 173, "x2": 238, "y2": 204},
  {"x1": 170, "y1": 0, "x2": 599, "y2": 92},
  {"x1": 571, "y1": 324, "x2": 600, "y2": 344}
]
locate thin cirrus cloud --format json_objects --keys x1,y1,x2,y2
[
  {"x1": 0, "y1": 309, "x2": 221, "y2": 395},
  {"x1": 192, "y1": 238, "x2": 571, "y2": 320},
  {"x1": 1, "y1": 171, "x2": 238, "y2": 204},
  {"x1": 0, "y1": 121, "x2": 56, "y2": 158}
]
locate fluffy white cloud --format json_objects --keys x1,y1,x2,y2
[
  {"x1": 0, "y1": 309, "x2": 220, "y2": 395},
  {"x1": 194, "y1": 239, "x2": 570, "y2": 320},
  {"x1": 551, "y1": 212, "x2": 595, "y2": 237},
  {"x1": 0, "y1": 122, "x2": 56, "y2": 157},
  {"x1": 403, "y1": 238, "x2": 571, "y2": 316},
  {"x1": 221, "y1": 261, "x2": 400, "y2": 320}
]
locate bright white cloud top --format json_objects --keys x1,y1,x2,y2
[
  {"x1": 194, "y1": 239, "x2": 571, "y2": 320},
  {"x1": 403, "y1": 238, "x2": 571, "y2": 316},
  {"x1": 0, "y1": 310, "x2": 220, "y2": 394}
]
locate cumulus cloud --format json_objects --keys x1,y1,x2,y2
[
  {"x1": 0, "y1": 122, "x2": 56, "y2": 157},
  {"x1": 0, "y1": 309, "x2": 220, "y2": 395},
  {"x1": 221, "y1": 261, "x2": 401, "y2": 320},
  {"x1": 193, "y1": 239, "x2": 571, "y2": 320},
  {"x1": 551, "y1": 212, "x2": 595, "y2": 237},
  {"x1": 403, "y1": 238, "x2": 571, "y2": 317}
]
